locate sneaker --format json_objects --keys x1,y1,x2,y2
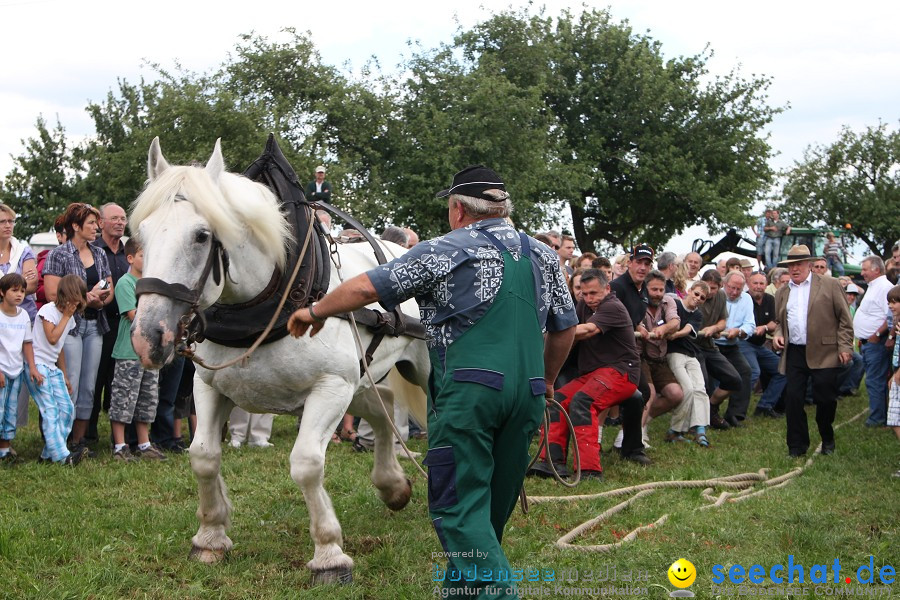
[
  {"x1": 230, "y1": 439, "x2": 243, "y2": 449},
  {"x1": 113, "y1": 446, "x2": 137, "y2": 463},
  {"x1": 892, "y1": 469, "x2": 900, "y2": 478},
  {"x1": 63, "y1": 446, "x2": 89, "y2": 466},
  {"x1": 664, "y1": 430, "x2": 690, "y2": 443},
  {"x1": 137, "y1": 444, "x2": 168, "y2": 461},
  {"x1": 247, "y1": 440, "x2": 274, "y2": 448},
  {"x1": 710, "y1": 414, "x2": 731, "y2": 430}
]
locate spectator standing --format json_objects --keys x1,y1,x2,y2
[
  {"x1": 403, "y1": 228, "x2": 419, "y2": 249},
  {"x1": 684, "y1": 252, "x2": 703, "y2": 284},
  {"x1": 305, "y1": 166, "x2": 332, "y2": 203},
  {"x1": 773, "y1": 245, "x2": 854, "y2": 457},
  {"x1": 558, "y1": 235, "x2": 576, "y2": 277},
  {"x1": 838, "y1": 283, "x2": 865, "y2": 396},
  {"x1": 656, "y1": 251, "x2": 678, "y2": 294},
  {"x1": 753, "y1": 208, "x2": 772, "y2": 267},
  {"x1": 109, "y1": 239, "x2": 164, "y2": 462},
  {"x1": 0, "y1": 274, "x2": 42, "y2": 462},
  {"x1": 886, "y1": 285, "x2": 900, "y2": 477},
  {"x1": 35, "y1": 216, "x2": 66, "y2": 310},
  {"x1": 0, "y1": 204, "x2": 39, "y2": 429},
  {"x1": 811, "y1": 257, "x2": 829, "y2": 276},
  {"x1": 26, "y1": 275, "x2": 89, "y2": 465},
  {"x1": 763, "y1": 209, "x2": 791, "y2": 269},
  {"x1": 42, "y1": 203, "x2": 114, "y2": 452},
  {"x1": 89, "y1": 203, "x2": 130, "y2": 444},
  {"x1": 823, "y1": 232, "x2": 845, "y2": 276},
  {"x1": 853, "y1": 256, "x2": 894, "y2": 427},
  {"x1": 766, "y1": 267, "x2": 789, "y2": 296}
]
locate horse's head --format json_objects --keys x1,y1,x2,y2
[{"x1": 128, "y1": 139, "x2": 230, "y2": 367}]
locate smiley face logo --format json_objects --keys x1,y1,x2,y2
[{"x1": 668, "y1": 559, "x2": 696, "y2": 588}]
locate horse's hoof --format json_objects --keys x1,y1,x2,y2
[
  {"x1": 310, "y1": 566, "x2": 353, "y2": 585},
  {"x1": 386, "y1": 477, "x2": 413, "y2": 512},
  {"x1": 188, "y1": 545, "x2": 226, "y2": 564}
]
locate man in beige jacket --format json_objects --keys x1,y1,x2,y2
[{"x1": 773, "y1": 245, "x2": 854, "y2": 457}]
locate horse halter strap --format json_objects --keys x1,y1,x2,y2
[{"x1": 135, "y1": 236, "x2": 228, "y2": 346}]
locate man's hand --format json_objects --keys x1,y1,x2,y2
[
  {"x1": 636, "y1": 325, "x2": 650, "y2": 340},
  {"x1": 773, "y1": 335, "x2": 785, "y2": 351},
  {"x1": 839, "y1": 351, "x2": 852, "y2": 366},
  {"x1": 724, "y1": 327, "x2": 741, "y2": 340},
  {"x1": 755, "y1": 325, "x2": 767, "y2": 337},
  {"x1": 287, "y1": 308, "x2": 326, "y2": 338}
]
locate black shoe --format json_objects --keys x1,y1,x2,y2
[
  {"x1": 351, "y1": 438, "x2": 371, "y2": 453},
  {"x1": 70, "y1": 440, "x2": 97, "y2": 459},
  {"x1": 821, "y1": 441, "x2": 835, "y2": 455},
  {"x1": 724, "y1": 416, "x2": 744, "y2": 428},
  {"x1": 621, "y1": 451, "x2": 652, "y2": 466},
  {"x1": 579, "y1": 469, "x2": 603, "y2": 481},
  {"x1": 753, "y1": 407, "x2": 783, "y2": 418},
  {"x1": 63, "y1": 446, "x2": 89, "y2": 466},
  {"x1": 710, "y1": 414, "x2": 731, "y2": 430},
  {"x1": 527, "y1": 460, "x2": 570, "y2": 479},
  {"x1": 838, "y1": 389, "x2": 855, "y2": 397},
  {"x1": 789, "y1": 449, "x2": 807, "y2": 458},
  {"x1": 604, "y1": 416, "x2": 622, "y2": 427}
]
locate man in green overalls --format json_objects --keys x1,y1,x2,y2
[{"x1": 289, "y1": 165, "x2": 577, "y2": 598}]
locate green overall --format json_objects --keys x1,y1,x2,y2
[{"x1": 424, "y1": 231, "x2": 546, "y2": 599}]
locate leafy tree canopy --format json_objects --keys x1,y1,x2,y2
[{"x1": 782, "y1": 121, "x2": 900, "y2": 259}]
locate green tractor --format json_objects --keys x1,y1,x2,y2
[{"x1": 691, "y1": 227, "x2": 860, "y2": 276}]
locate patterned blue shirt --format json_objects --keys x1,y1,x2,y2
[
  {"x1": 41, "y1": 240, "x2": 112, "y2": 336},
  {"x1": 368, "y1": 218, "x2": 577, "y2": 349}
]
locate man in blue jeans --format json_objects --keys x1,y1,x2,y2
[
  {"x1": 853, "y1": 256, "x2": 893, "y2": 426},
  {"x1": 740, "y1": 272, "x2": 786, "y2": 417}
]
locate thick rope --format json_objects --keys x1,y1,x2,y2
[{"x1": 528, "y1": 408, "x2": 868, "y2": 552}]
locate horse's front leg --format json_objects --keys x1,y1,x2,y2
[
  {"x1": 188, "y1": 375, "x2": 234, "y2": 563},
  {"x1": 291, "y1": 376, "x2": 355, "y2": 584}
]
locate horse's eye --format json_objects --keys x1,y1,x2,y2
[{"x1": 195, "y1": 230, "x2": 210, "y2": 244}]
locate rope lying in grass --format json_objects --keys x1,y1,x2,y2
[{"x1": 528, "y1": 408, "x2": 868, "y2": 552}]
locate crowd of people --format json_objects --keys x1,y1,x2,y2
[
  {"x1": 0, "y1": 202, "x2": 194, "y2": 466},
  {"x1": 525, "y1": 230, "x2": 900, "y2": 481}
]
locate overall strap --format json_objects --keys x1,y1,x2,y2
[{"x1": 479, "y1": 227, "x2": 513, "y2": 255}]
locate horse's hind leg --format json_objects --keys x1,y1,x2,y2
[
  {"x1": 188, "y1": 377, "x2": 234, "y2": 563},
  {"x1": 290, "y1": 379, "x2": 355, "y2": 584},
  {"x1": 355, "y1": 381, "x2": 412, "y2": 511}
]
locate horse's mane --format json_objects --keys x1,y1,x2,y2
[{"x1": 131, "y1": 165, "x2": 290, "y2": 268}]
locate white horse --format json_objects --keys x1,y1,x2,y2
[{"x1": 130, "y1": 138, "x2": 429, "y2": 584}]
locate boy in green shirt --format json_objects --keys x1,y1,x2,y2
[{"x1": 109, "y1": 238, "x2": 163, "y2": 461}]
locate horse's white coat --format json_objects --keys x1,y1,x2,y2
[{"x1": 130, "y1": 138, "x2": 429, "y2": 578}]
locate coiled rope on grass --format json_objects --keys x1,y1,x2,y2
[{"x1": 528, "y1": 408, "x2": 868, "y2": 552}]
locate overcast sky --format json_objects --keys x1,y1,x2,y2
[{"x1": 1, "y1": 0, "x2": 898, "y2": 253}]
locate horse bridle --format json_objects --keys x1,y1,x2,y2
[{"x1": 134, "y1": 235, "x2": 229, "y2": 353}]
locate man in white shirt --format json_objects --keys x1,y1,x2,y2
[
  {"x1": 853, "y1": 256, "x2": 894, "y2": 427},
  {"x1": 773, "y1": 245, "x2": 854, "y2": 457}
]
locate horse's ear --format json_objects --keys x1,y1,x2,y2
[
  {"x1": 147, "y1": 137, "x2": 170, "y2": 181},
  {"x1": 206, "y1": 139, "x2": 224, "y2": 184}
]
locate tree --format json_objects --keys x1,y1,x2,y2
[
  {"x1": 0, "y1": 116, "x2": 79, "y2": 235},
  {"x1": 455, "y1": 8, "x2": 781, "y2": 251},
  {"x1": 782, "y1": 122, "x2": 900, "y2": 259}
]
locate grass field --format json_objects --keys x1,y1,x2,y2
[{"x1": 1, "y1": 392, "x2": 898, "y2": 600}]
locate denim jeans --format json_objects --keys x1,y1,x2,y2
[
  {"x1": 738, "y1": 340, "x2": 787, "y2": 410},
  {"x1": 826, "y1": 256, "x2": 845, "y2": 276},
  {"x1": 63, "y1": 319, "x2": 104, "y2": 421},
  {"x1": 837, "y1": 352, "x2": 864, "y2": 393},
  {"x1": 764, "y1": 237, "x2": 782, "y2": 269},
  {"x1": 149, "y1": 356, "x2": 185, "y2": 448},
  {"x1": 860, "y1": 340, "x2": 891, "y2": 425}
]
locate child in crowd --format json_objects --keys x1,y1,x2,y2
[
  {"x1": 887, "y1": 284, "x2": 900, "y2": 478},
  {"x1": 26, "y1": 274, "x2": 87, "y2": 465},
  {"x1": 0, "y1": 273, "x2": 43, "y2": 463},
  {"x1": 110, "y1": 238, "x2": 164, "y2": 462}
]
